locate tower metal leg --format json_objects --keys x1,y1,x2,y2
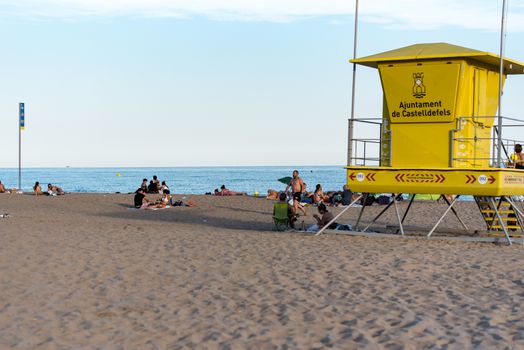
[
  {"x1": 427, "y1": 195, "x2": 460, "y2": 238},
  {"x1": 354, "y1": 193, "x2": 368, "y2": 231},
  {"x1": 361, "y1": 193, "x2": 402, "y2": 233},
  {"x1": 441, "y1": 195, "x2": 469, "y2": 231},
  {"x1": 393, "y1": 195, "x2": 405, "y2": 236},
  {"x1": 314, "y1": 195, "x2": 363, "y2": 236},
  {"x1": 396, "y1": 194, "x2": 415, "y2": 234}
]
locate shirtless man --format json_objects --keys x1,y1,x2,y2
[
  {"x1": 0, "y1": 181, "x2": 6, "y2": 193},
  {"x1": 285, "y1": 170, "x2": 306, "y2": 215}
]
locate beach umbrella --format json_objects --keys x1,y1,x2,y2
[{"x1": 278, "y1": 177, "x2": 292, "y2": 185}]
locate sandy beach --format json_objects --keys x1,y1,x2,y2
[{"x1": 1, "y1": 193, "x2": 524, "y2": 349}]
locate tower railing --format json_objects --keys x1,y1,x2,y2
[
  {"x1": 451, "y1": 116, "x2": 524, "y2": 168},
  {"x1": 347, "y1": 117, "x2": 389, "y2": 166},
  {"x1": 348, "y1": 116, "x2": 524, "y2": 168}
]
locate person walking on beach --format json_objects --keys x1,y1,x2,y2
[{"x1": 285, "y1": 170, "x2": 306, "y2": 215}]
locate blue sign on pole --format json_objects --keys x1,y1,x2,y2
[{"x1": 19, "y1": 103, "x2": 25, "y2": 130}]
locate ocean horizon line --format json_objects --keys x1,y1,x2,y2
[{"x1": 0, "y1": 165, "x2": 346, "y2": 170}]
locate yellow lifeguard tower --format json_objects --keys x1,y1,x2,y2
[{"x1": 346, "y1": 43, "x2": 524, "y2": 244}]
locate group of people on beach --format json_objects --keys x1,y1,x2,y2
[
  {"x1": 33, "y1": 182, "x2": 65, "y2": 196},
  {"x1": 267, "y1": 171, "x2": 353, "y2": 207},
  {"x1": 0, "y1": 180, "x2": 65, "y2": 195},
  {"x1": 134, "y1": 188, "x2": 172, "y2": 209},
  {"x1": 135, "y1": 175, "x2": 170, "y2": 209},
  {"x1": 271, "y1": 170, "x2": 352, "y2": 231},
  {"x1": 140, "y1": 175, "x2": 170, "y2": 194},
  {"x1": 134, "y1": 175, "x2": 191, "y2": 209}
]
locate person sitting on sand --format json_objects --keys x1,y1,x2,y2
[
  {"x1": 219, "y1": 185, "x2": 247, "y2": 196},
  {"x1": 47, "y1": 184, "x2": 65, "y2": 195},
  {"x1": 33, "y1": 182, "x2": 43, "y2": 195},
  {"x1": 151, "y1": 190, "x2": 170, "y2": 208},
  {"x1": 0, "y1": 181, "x2": 6, "y2": 193},
  {"x1": 341, "y1": 185, "x2": 353, "y2": 206},
  {"x1": 510, "y1": 144, "x2": 524, "y2": 169},
  {"x1": 152, "y1": 175, "x2": 161, "y2": 191},
  {"x1": 140, "y1": 178, "x2": 148, "y2": 193},
  {"x1": 312, "y1": 203, "x2": 338, "y2": 231},
  {"x1": 330, "y1": 185, "x2": 353, "y2": 206},
  {"x1": 159, "y1": 181, "x2": 170, "y2": 194},
  {"x1": 273, "y1": 192, "x2": 297, "y2": 229},
  {"x1": 312, "y1": 184, "x2": 329, "y2": 204},
  {"x1": 148, "y1": 180, "x2": 158, "y2": 194},
  {"x1": 134, "y1": 188, "x2": 151, "y2": 209}
]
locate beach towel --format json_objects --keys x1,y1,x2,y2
[{"x1": 127, "y1": 205, "x2": 171, "y2": 211}]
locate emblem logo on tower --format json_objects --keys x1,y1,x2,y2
[{"x1": 412, "y1": 72, "x2": 426, "y2": 98}]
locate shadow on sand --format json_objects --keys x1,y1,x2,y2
[{"x1": 97, "y1": 206, "x2": 277, "y2": 232}]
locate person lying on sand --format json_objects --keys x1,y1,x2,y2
[
  {"x1": 218, "y1": 185, "x2": 247, "y2": 196},
  {"x1": 266, "y1": 189, "x2": 279, "y2": 200},
  {"x1": 47, "y1": 184, "x2": 65, "y2": 195},
  {"x1": 34, "y1": 182, "x2": 43, "y2": 195},
  {"x1": 134, "y1": 188, "x2": 151, "y2": 209},
  {"x1": 0, "y1": 181, "x2": 16, "y2": 194}
]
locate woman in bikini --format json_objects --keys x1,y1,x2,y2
[{"x1": 33, "y1": 182, "x2": 43, "y2": 195}]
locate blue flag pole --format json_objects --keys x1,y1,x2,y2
[{"x1": 19, "y1": 102, "x2": 24, "y2": 191}]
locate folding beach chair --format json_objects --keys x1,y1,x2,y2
[{"x1": 273, "y1": 202, "x2": 290, "y2": 231}]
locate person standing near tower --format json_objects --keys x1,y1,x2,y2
[{"x1": 285, "y1": 170, "x2": 307, "y2": 216}]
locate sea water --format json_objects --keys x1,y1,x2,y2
[{"x1": 0, "y1": 166, "x2": 346, "y2": 194}]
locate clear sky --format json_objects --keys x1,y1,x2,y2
[{"x1": 1, "y1": 0, "x2": 524, "y2": 167}]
